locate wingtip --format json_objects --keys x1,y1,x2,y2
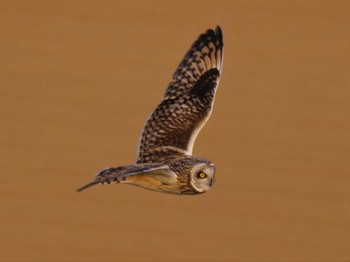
[
  {"x1": 76, "y1": 181, "x2": 100, "y2": 192},
  {"x1": 215, "y1": 25, "x2": 223, "y2": 46}
]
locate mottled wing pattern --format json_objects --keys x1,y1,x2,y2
[
  {"x1": 137, "y1": 26, "x2": 223, "y2": 163},
  {"x1": 77, "y1": 163, "x2": 174, "y2": 192}
]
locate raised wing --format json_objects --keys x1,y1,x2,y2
[{"x1": 137, "y1": 26, "x2": 224, "y2": 163}]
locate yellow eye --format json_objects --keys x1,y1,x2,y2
[{"x1": 198, "y1": 172, "x2": 207, "y2": 179}]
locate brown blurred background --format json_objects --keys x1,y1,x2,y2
[{"x1": 1, "y1": 0, "x2": 349, "y2": 261}]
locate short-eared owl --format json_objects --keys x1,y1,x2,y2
[{"x1": 78, "y1": 26, "x2": 224, "y2": 194}]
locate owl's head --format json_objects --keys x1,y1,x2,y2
[{"x1": 189, "y1": 161, "x2": 216, "y2": 193}]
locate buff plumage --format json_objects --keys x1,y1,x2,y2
[{"x1": 78, "y1": 26, "x2": 224, "y2": 195}]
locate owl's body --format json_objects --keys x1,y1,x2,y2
[{"x1": 78, "y1": 26, "x2": 224, "y2": 195}]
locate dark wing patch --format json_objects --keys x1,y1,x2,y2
[
  {"x1": 190, "y1": 68, "x2": 220, "y2": 98},
  {"x1": 164, "y1": 26, "x2": 223, "y2": 98},
  {"x1": 137, "y1": 26, "x2": 223, "y2": 163}
]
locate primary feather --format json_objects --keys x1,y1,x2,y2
[{"x1": 137, "y1": 26, "x2": 224, "y2": 163}]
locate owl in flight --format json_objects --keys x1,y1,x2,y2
[{"x1": 78, "y1": 26, "x2": 224, "y2": 194}]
